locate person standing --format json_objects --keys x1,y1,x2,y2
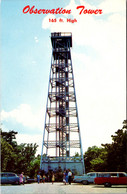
[
  {"x1": 47, "y1": 174, "x2": 50, "y2": 182},
  {"x1": 63, "y1": 170, "x2": 66, "y2": 185},
  {"x1": 37, "y1": 173, "x2": 40, "y2": 184},
  {"x1": 68, "y1": 169, "x2": 72, "y2": 184},
  {"x1": 65, "y1": 170, "x2": 68, "y2": 184},
  {"x1": 51, "y1": 173, "x2": 55, "y2": 184},
  {"x1": 19, "y1": 172, "x2": 24, "y2": 185},
  {"x1": 42, "y1": 174, "x2": 46, "y2": 183}
]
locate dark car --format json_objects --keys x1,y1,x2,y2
[
  {"x1": 1, "y1": 172, "x2": 20, "y2": 184},
  {"x1": 25, "y1": 176, "x2": 36, "y2": 183}
]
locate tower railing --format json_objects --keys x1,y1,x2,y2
[{"x1": 51, "y1": 32, "x2": 72, "y2": 37}]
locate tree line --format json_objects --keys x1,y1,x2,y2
[
  {"x1": 1, "y1": 120, "x2": 127, "y2": 177},
  {"x1": 1, "y1": 130, "x2": 40, "y2": 177},
  {"x1": 84, "y1": 120, "x2": 127, "y2": 173}
]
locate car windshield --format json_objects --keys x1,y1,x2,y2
[
  {"x1": 119, "y1": 173, "x2": 127, "y2": 177},
  {"x1": 87, "y1": 173, "x2": 95, "y2": 177},
  {"x1": 98, "y1": 173, "x2": 110, "y2": 177},
  {"x1": 1, "y1": 174, "x2": 7, "y2": 177},
  {"x1": 8, "y1": 174, "x2": 16, "y2": 177}
]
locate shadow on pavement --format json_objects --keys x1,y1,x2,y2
[{"x1": 93, "y1": 185, "x2": 127, "y2": 189}]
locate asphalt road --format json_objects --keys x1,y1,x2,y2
[{"x1": 1, "y1": 182, "x2": 127, "y2": 194}]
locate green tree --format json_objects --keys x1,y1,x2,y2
[
  {"x1": 73, "y1": 152, "x2": 81, "y2": 160},
  {"x1": 29, "y1": 154, "x2": 41, "y2": 178},
  {"x1": 1, "y1": 130, "x2": 18, "y2": 147},
  {"x1": 84, "y1": 146, "x2": 107, "y2": 172},
  {"x1": 90, "y1": 149, "x2": 107, "y2": 172},
  {"x1": 1, "y1": 129, "x2": 39, "y2": 176},
  {"x1": 13, "y1": 143, "x2": 38, "y2": 174},
  {"x1": 1, "y1": 138, "x2": 14, "y2": 171},
  {"x1": 102, "y1": 126, "x2": 127, "y2": 172},
  {"x1": 84, "y1": 120, "x2": 127, "y2": 173},
  {"x1": 122, "y1": 120, "x2": 127, "y2": 129}
]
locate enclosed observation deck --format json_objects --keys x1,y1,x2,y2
[{"x1": 51, "y1": 32, "x2": 72, "y2": 48}]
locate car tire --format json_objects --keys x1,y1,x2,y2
[
  {"x1": 104, "y1": 182, "x2": 111, "y2": 187},
  {"x1": 82, "y1": 180, "x2": 88, "y2": 185}
]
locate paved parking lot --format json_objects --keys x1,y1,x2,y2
[{"x1": 1, "y1": 182, "x2": 127, "y2": 194}]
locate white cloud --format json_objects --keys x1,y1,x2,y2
[
  {"x1": 42, "y1": 0, "x2": 126, "y2": 51},
  {"x1": 1, "y1": 104, "x2": 44, "y2": 155},
  {"x1": 99, "y1": 0, "x2": 126, "y2": 14},
  {"x1": 41, "y1": 0, "x2": 126, "y2": 152},
  {"x1": 32, "y1": 60, "x2": 36, "y2": 64},
  {"x1": 1, "y1": 104, "x2": 43, "y2": 130},
  {"x1": 73, "y1": 48, "x2": 126, "y2": 151},
  {"x1": 34, "y1": 36, "x2": 39, "y2": 43}
]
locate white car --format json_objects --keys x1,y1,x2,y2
[{"x1": 73, "y1": 172, "x2": 98, "y2": 185}]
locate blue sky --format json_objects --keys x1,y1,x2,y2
[{"x1": 1, "y1": 0, "x2": 126, "y2": 155}]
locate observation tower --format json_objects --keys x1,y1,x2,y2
[{"x1": 40, "y1": 32, "x2": 85, "y2": 174}]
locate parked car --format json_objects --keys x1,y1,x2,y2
[
  {"x1": 73, "y1": 172, "x2": 98, "y2": 185},
  {"x1": 1, "y1": 172, "x2": 20, "y2": 184},
  {"x1": 94, "y1": 172, "x2": 127, "y2": 187},
  {"x1": 25, "y1": 176, "x2": 36, "y2": 183}
]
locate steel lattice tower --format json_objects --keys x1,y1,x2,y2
[{"x1": 40, "y1": 32, "x2": 85, "y2": 174}]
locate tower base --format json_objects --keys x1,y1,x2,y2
[{"x1": 40, "y1": 161, "x2": 84, "y2": 175}]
